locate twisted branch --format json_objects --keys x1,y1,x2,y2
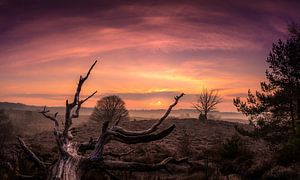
[
  {"x1": 39, "y1": 106, "x2": 59, "y2": 131},
  {"x1": 89, "y1": 93, "x2": 184, "y2": 161},
  {"x1": 39, "y1": 106, "x2": 69, "y2": 155},
  {"x1": 111, "y1": 93, "x2": 185, "y2": 136},
  {"x1": 108, "y1": 125, "x2": 175, "y2": 144},
  {"x1": 103, "y1": 149, "x2": 134, "y2": 159},
  {"x1": 63, "y1": 60, "x2": 98, "y2": 142},
  {"x1": 102, "y1": 157, "x2": 189, "y2": 171},
  {"x1": 17, "y1": 137, "x2": 46, "y2": 169}
]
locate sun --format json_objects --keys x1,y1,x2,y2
[
  {"x1": 149, "y1": 100, "x2": 163, "y2": 107},
  {"x1": 157, "y1": 101, "x2": 162, "y2": 105}
]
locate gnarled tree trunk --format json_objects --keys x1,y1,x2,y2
[
  {"x1": 17, "y1": 60, "x2": 187, "y2": 180},
  {"x1": 49, "y1": 156, "x2": 81, "y2": 180}
]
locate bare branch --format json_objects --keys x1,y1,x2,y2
[
  {"x1": 108, "y1": 125, "x2": 175, "y2": 144},
  {"x1": 114, "y1": 117, "x2": 122, "y2": 126},
  {"x1": 70, "y1": 60, "x2": 98, "y2": 108},
  {"x1": 89, "y1": 94, "x2": 183, "y2": 160},
  {"x1": 111, "y1": 93, "x2": 184, "y2": 136},
  {"x1": 103, "y1": 149, "x2": 134, "y2": 159},
  {"x1": 63, "y1": 60, "x2": 98, "y2": 142},
  {"x1": 39, "y1": 106, "x2": 59, "y2": 130},
  {"x1": 17, "y1": 137, "x2": 46, "y2": 169},
  {"x1": 81, "y1": 91, "x2": 98, "y2": 104},
  {"x1": 78, "y1": 138, "x2": 97, "y2": 154},
  {"x1": 89, "y1": 123, "x2": 175, "y2": 161},
  {"x1": 39, "y1": 107, "x2": 68, "y2": 156},
  {"x1": 101, "y1": 157, "x2": 189, "y2": 171},
  {"x1": 192, "y1": 103, "x2": 203, "y2": 112},
  {"x1": 0, "y1": 162, "x2": 40, "y2": 179},
  {"x1": 79, "y1": 141, "x2": 133, "y2": 158},
  {"x1": 72, "y1": 91, "x2": 98, "y2": 119},
  {"x1": 89, "y1": 121, "x2": 110, "y2": 160},
  {"x1": 0, "y1": 162, "x2": 13, "y2": 172}
]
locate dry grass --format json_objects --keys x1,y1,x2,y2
[{"x1": 2, "y1": 109, "x2": 299, "y2": 179}]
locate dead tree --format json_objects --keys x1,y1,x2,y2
[
  {"x1": 17, "y1": 60, "x2": 186, "y2": 180},
  {"x1": 193, "y1": 89, "x2": 222, "y2": 120}
]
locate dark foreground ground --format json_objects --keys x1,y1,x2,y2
[{"x1": 1, "y1": 110, "x2": 299, "y2": 179}]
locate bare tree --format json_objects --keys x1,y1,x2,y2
[
  {"x1": 193, "y1": 89, "x2": 222, "y2": 121},
  {"x1": 16, "y1": 60, "x2": 186, "y2": 180},
  {"x1": 91, "y1": 95, "x2": 129, "y2": 125}
]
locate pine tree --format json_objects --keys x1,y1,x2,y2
[{"x1": 234, "y1": 23, "x2": 300, "y2": 138}]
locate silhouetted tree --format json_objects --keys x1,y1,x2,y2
[
  {"x1": 234, "y1": 23, "x2": 300, "y2": 140},
  {"x1": 91, "y1": 95, "x2": 129, "y2": 125},
  {"x1": 194, "y1": 89, "x2": 222, "y2": 120}
]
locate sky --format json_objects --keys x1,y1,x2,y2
[{"x1": 0, "y1": 0, "x2": 299, "y2": 111}]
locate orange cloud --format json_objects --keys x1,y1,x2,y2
[{"x1": 1, "y1": 0, "x2": 298, "y2": 111}]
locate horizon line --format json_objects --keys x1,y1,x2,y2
[{"x1": 0, "y1": 101, "x2": 241, "y2": 113}]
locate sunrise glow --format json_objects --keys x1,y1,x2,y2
[{"x1": 0, "y1": 1, "x2": 299, "y2": 111}]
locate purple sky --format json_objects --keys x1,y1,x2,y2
[{"x1": 0, "y1": 0, "x2": 299, "y2": 111}]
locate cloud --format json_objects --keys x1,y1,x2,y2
[
  {"x1": 2, "y1": 91, "x2": 183, "y2": 101},
  {"x1": 0, "y1": 0, "x2": 299, "y2": 111}
]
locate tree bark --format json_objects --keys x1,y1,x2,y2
[
  {"x1": 48, "y1": 155, "x2": 82, "y2": 180},
  {"x1": 204, "y1": 111, "x2": 208, "y2": 120}
]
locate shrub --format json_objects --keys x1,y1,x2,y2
[
  {"x1": 263, "y1": 165, "x2": 297, "y2": 180},
  {"x1": 219, "y1": 134, "x2": 248, "y2": 159},
  {"x1": 177, "y1": 128, "x2": 193, "y2": 157},
  {"x1": 278, "y1": 137, "x2": 300, "y2": 164}
]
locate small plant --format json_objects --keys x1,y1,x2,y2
[
  {"x1": 177, "y1": 128, "x2": 193, "y2": 157},
  {"x1": 219, "y1": 134, "x2": 246, "y2": 159}
]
